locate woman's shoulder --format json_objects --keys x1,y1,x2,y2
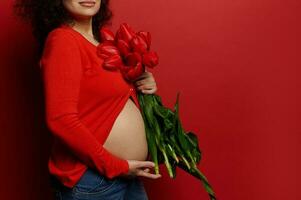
[
  {"x1": 45, "y1": 26, "x2": 79, "y2": 47},
  {"x1": 40, "y1": 26, "x2": 82, "y2": 67}
]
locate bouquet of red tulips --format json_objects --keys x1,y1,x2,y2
[
  {"x1": 96, "y1": 23, "x2": 158, "y2": 81},
  {"x1": 96, "y1": 23, "x2": 216, "y2": 200}
]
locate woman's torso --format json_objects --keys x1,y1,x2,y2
[
  {"x1": 68, "y1": 26, "x2": 149, "y2": 162},
  {"x1": 103, "y1": 97, "x2": 149, "y2": 161}
]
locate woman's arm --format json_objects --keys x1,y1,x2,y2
[{"x1": 40, "y1": 30, "x2": 129, "y2": 179}]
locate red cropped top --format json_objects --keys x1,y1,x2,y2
[{"x1": 39, "y1": 24, "x2": 141, "y2": 188}]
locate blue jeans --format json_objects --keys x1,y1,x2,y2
[{"x1": 50, "y1": 168, "x2": 148, "y2": 200}]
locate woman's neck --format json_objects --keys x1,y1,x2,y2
[{"x1": 68, "y1": 17, "x2": 94, "y2": 36}]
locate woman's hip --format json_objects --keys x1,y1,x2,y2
[{"x1": 50, "y1": 167, "x2": 148, "y2": 200}]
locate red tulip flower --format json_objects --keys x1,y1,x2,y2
[
  {"x1": 116, "y1": 23, "x2": 136, "y2": 43},
  {"x1": 97, "y1": 41, "x2": 122, "y2": 70},
  {"x1": 142, "y1": 51, "x2": 159, "y2": 68}
]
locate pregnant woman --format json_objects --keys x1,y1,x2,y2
[{"x1": 14, "y1": 0, "x2": 161, "y2": 199}]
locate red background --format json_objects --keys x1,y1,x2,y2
[{"x1": 0, "y1": 0, "x2": 299, "y2": 199}]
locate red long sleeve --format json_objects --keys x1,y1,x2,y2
[{"x1": 40, "y1": 28, "x2": 132, "y2": 186}]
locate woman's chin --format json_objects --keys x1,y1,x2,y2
[{"x1": 72, "y1": 12, "x2": 98, "y2": 20}]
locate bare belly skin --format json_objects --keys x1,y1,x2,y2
[{"x1": 103, "y1": 97, "x2": 148, "y2": 161}]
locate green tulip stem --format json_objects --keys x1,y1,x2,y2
[
  {"x1": 161, "y1": 148, "x2": 174, "y2": 178},
  {"x1": 167, "y1": 144, "x2": 179, "y2": 163},
  {"x1": 180, "y1": 155, "x2": 191, "y2": 170},
  {"x1": 187, "y1": 151, "x2": 196, "y2": 165},
  {"x1": 191, "y1": 166, "x2": 216, "y2": 200}
]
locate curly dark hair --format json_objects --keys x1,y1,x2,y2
[{"x1": 13, "y1": 0, "x2": 113, "y2": 55}]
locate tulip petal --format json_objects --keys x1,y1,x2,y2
[
  {"x1": 117, "y1": 23, "x2": 136, "y2": 43},
  {"x1": 137, "y1": 31, "x2": 151, "y2": 50},
  {"x1": 142, "y1": 51, "x2": 159, "y2": 68},
  {"x1": 103, "y1": 54, "x2": 122, "y2": 70},
  {"x1": 125, "y1": 62, "x2": 145, "y2": 81},
  {"x1": 125, "y1": 52, "x2": 142, "y2": 66},
  {"x1": 119, "y1": 64, "x2": 132, "y2": 73},
  {"x1": 130, "y1": 35, "x2": 148, "y2": 54},
  {"x1": 97, "y1": 41, "x2": 120, "y2": 59},
  {"x1": 117, "y1": 39, "x2": 130, "y2": 57},
  {"x1": 99, "y1": 26, "x2": 115, "y2": 42}
]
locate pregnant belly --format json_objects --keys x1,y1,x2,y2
[{"x1": 103, "y1": 97, "x2": 148, "y2": 161}]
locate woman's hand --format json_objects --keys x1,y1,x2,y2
[
  {"x1": 133, "y1": 71, "x2": 158, "y2": 94},
  {"x1": 125, "y1": 160, "x2": 162, "y2": 179}
]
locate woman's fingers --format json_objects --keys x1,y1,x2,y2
[
  {"x1": 133, "y1": 71, "x2": 151, "y2": 82},
  {"x1": 136, "y1": 83, "x2": 157, "y2": 94},
  {"x1": 137, "y1": 83, "x2": 156, "y2": 89},
  {"x1": 135, "y1": 161, "x2": 162, "y2": 179},
  {"x1": 127, "y1": 160, "x2": 162, "y2": 179},
  {"x1": 134, "y1": 77, "x2": 155, "y2": 86},
  {"x1": 141, "y1": 88, "x2": 157, "y2": 94},
  {"x1": 134, "y1": 72, "x2": 155, "y2": 85},
  {"x1": 135, "y1": 161, "x2": 155, "y2": 168},
  {"x1": 132, "y1": 71, "x2": 157, "y2": 94},
  {"x1": 136, "y1": 169, "x2": 162, "y2": 179}
]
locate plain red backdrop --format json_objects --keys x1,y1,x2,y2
[{"x1": 0, "y1": 0, "x2": 299, "y2": 199}]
